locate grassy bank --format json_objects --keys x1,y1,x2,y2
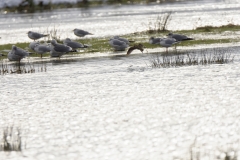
[{"x1": 1, "y1": 24, "x2": 240, "y2": 60}]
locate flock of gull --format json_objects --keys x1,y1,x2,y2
[{"x1": 6, "y1": 28, "x2": 194, "y2": 64}]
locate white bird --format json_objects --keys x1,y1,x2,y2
[
  {"x1": 34, "y1": 43, "x2": 51, "y2": 58},
  {"x1": 63, "y1": 38, "x2": 87, "y2": 52},
  {"x1": 167, "y1": 33, "x2": 193, "y2": 41},
  {"x1": 27, "y1": 31, "x2": 49, "y2": 41},
  {"x1": 29, "y1": 41, "x2": 40, "y2": 51},
  {"x1": 73, "y1": 29, "x2": 93, "y2": 37},
  {"x1": 109, "y1": 38, "x2": 129, "y2": 51},
  {"x1": 50, "y1": 39, "x2": 72, "y2": 58},
  {"x1": 8, "y1": 45, "x2": 29, "y2": 62},
  {"x1": 159, "y1": 38, "x2": 178, "y2": 53}
]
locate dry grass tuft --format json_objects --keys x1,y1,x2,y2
[
  {"x1": 0, "y1": 126, "x2": 22, "y2": 152},
  {"x1": 149, "y1": 48, "x2": 234, "y2": 68}
]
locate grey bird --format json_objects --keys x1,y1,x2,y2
[
  {"x1": 109, "y1": 38, "x2": 129, "y2": 51},
  {"x1": 159, "y1": 38, "x2": 178, "y2": 53},
  {"x1": 34, "y1": 43, "x2": 51, "y2": 58},
  {"x1": 27, "y1": 31, "x2": 49, "y2": 41},
  {"x1": 167, "y1": 33, "x2": 194, "y2": 41},
  {"x1": 149, "y1": 37, "x2": 162, "y2": 44},
  {"x1": 113, "y1": 36, "x2": 132, "y2": 44},
  {"x1": 73, "y1": 29, "x2": 93, "y2": 37},
  {"x1": 29, "y1": 41, "x2": 40, "y2": 51},
  {"x1": 8, "y1": 45, "x2": 29, "y2": 62},
  {"x1": 50, "y1": 39, "x2": 72, "y2": 58},
  {"x1": 63, "y1": 38, "x2": 87, "y2": 52}
]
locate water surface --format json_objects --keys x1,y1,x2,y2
[
  {"x1": 0, "y1": 0, "x2": 240, "y2": 44},
  {"x1": 1, "y1": 46, "x2": 240, "y2": 160}
]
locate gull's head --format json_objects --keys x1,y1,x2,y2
[
  {"x1": 27, "y1": 31, "x2": 32, "y2": 34},
  {"x1": 73, "y1": 29, "x2": 78, "y2": 32},
  {"x1": 65, "y1": 38, "x2": 71, "y2": 42},
  {"x1": 149, "y1": 37, "x2": 155, "y2": 44},
  {"x1": 167, "y1": 33, "x2": 173, "y2": 36},
  {"x1": 51, "y1": 39, "x2": 57, "y2": 45},
  {"x1": 34, "y1": 43, "x2": 40, "y2": 48},
  {"x1": 12, "y1": 45, "x2": 17, "y2": 50},
  {"x1": 113, "y1": 36, "x2": 119, "y2": 39},
  {"x1": 159, "y1": 38, "x2": 165, "y2": 42},
  {"x1": 149, "y1": 37, "x2": 155, "y2": 40}
]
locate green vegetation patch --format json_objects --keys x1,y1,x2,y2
[{"x1": 1, "y1": 24, "x2": 240, "y2": 60}]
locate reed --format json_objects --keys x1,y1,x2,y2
[
  {"x1": 145, "y1": 12, "x2": 172, "y2": 34},
  {"x1": 0, "y1": 59, "x2": 47, "y2": 75},
  {"x1": 0, "y1": 126, "x2": 22, "y2": 152},
  {"x1": 149, "y1": 48, "x2": 234, "y2": 68},
  {"x1": 46, "y1": 25, "x2": 62, "y2": 43}
]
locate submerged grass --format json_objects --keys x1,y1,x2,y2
[
  {"x1": 149, "y1": 48, "x2": 234, "y2": 68},
  {"x1": 0, "y1": 59, "x2": 47, "y2": 75},
  {"x1": 0, "y1": 126, "x2": 22, "y2": 152}
]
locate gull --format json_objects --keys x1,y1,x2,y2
[
  {"x1": 50, "y1": 39, "x2": 72, "y2": 58},
  {"x1": 126, "y1": 44, "x2": 144, "y2": 55},
  {"x1": 8, "y1": 45, "x2": 29, "y2": 63},
  {"x1": 159, "y1": 38, "x2": 178, "y2": 53},
  {"x1": 63, "y1": 38, "x2": 87, "y2": 52},
  {"x1": 27, "y1": 31, "x2": 49, "y2": 41},
  {"x1": 149, "y1": 37, "x2": 161, "y2": 44},
  {"x1": 29, "y1": 41, "x2": 40, "y2": 51},
  {"x1": 34, "y1": 43, "x2": 51, "y2": 58},
  {"x1": 73, "y1": 29, "x2": 93, "y2": 37},
  {"x1": 109, "y1": 38, "x2": 129, "y2": 51},
  {"x1": 113, "y1": 36, "x2": 133, "y2": 44},
  {"x1": 167, "y1": 33, "x2": 194, "y2": 41}
]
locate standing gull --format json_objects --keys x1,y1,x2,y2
[
  {"x1": 34, "y1": 43, "x2": 51, "y2": 58},
  {"x1": 50, "y1": 39, "x2": 72, "y2": 58},
  {"x1": 27, "y1": 31, "x2": 49, "y2": 41},
  {"x1": 63, "y1": 38, "x2": 87, "y2": 52},
  {"x1": 8, "y1": 45, "x2": 29, "y2": 70},
  {"x1": 167, "y1": 33, "x2": 193, "y2": 41},
  {"x1": 73, "y1": 29, "x2": 93, "y2": 38},
  {"x1": 113, "y1": 36, "x2": 133, "y2": 44},
  {"x1": 109, "y1": 38, "x2": 129, "y2": 51},
  {"x1": 29, "y1": 41, "x2": 40, "y2": 51},
  {"x1": 159, "y1": 38, "x2": 178, "y2": 53},
  {"x1": 149, "y1": 37, "x2": 161, "y2": 44}
]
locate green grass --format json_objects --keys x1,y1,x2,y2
[{"x1": 1, "y1": 24, "x2": 240, "y2": 60}]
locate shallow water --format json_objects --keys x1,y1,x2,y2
[
  {"x1": 1, "y1": 46, "x2": 240, "y2": 160},
  {"x1": 1, "y1": 0, "x2": 240, "y2": 159},
  {"x1": 0, "y1": 0, "x2": 240, "y2": 45}
]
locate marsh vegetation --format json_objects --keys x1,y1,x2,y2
[
  {"x1": 0, "y1": 23, "x2": 240, "y2": 61},
  {"x1": 0, "y1": 126, "x2": 22, "y2": 152},
  {"x1": 0, "y1": 59, "x2": 47, "y2": 75},
  {"x1": 148, "y1": 48, "x2": 235, "y2": 68}
]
